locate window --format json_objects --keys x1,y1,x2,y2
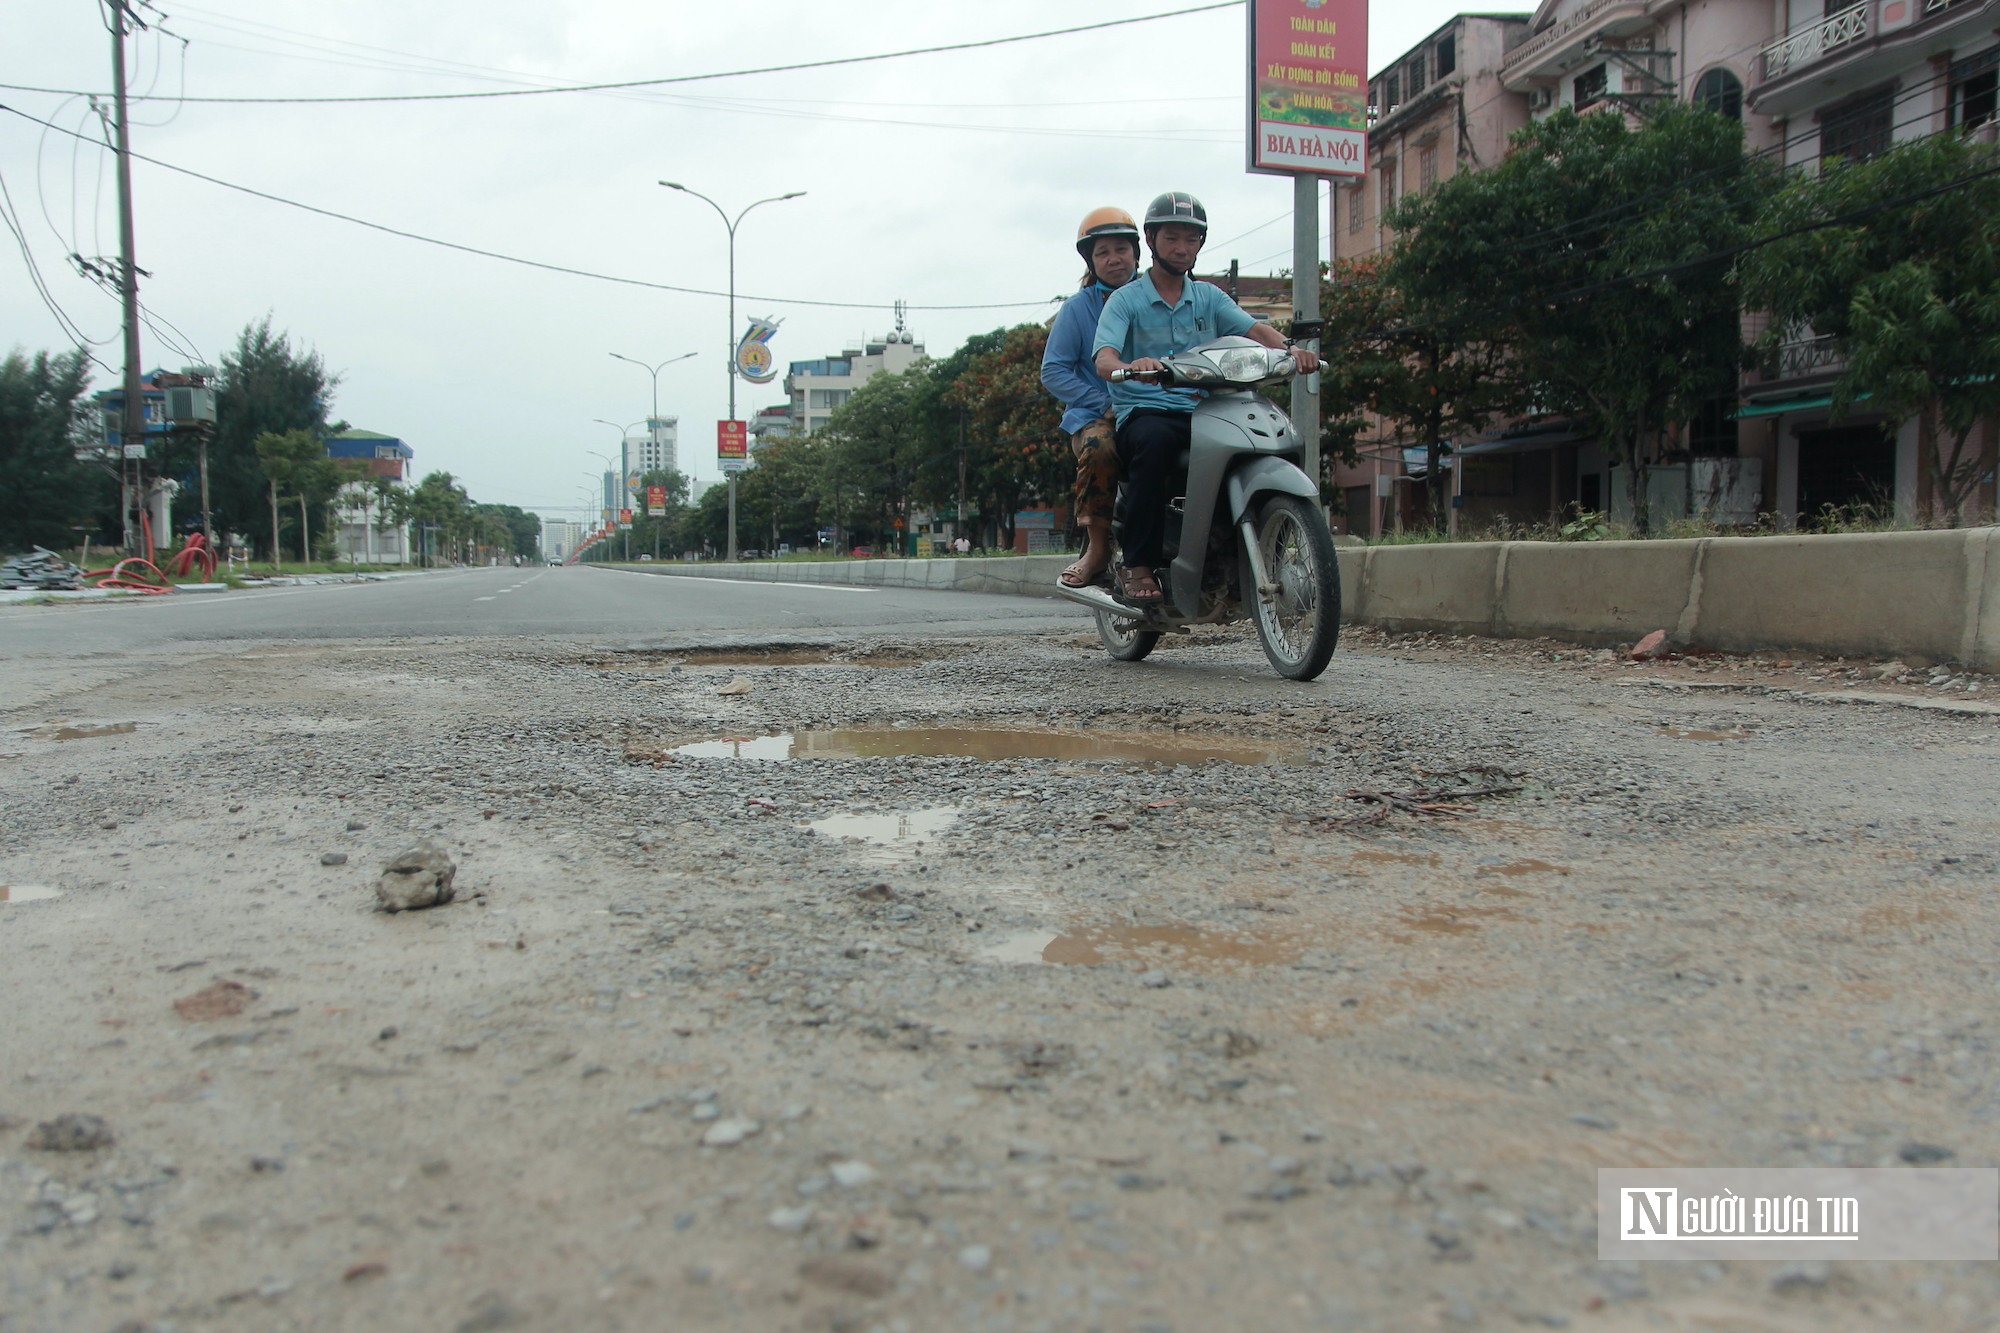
[
  {"x1": 1383, "y1": 73, "x2": 1401, "y2": 111},
  {"x1": 1821, "y1": 85, "x2": 1894, "y2": 162},
  {"x1": 1408, "y1": 54, "x2": 1427, "y2": 91},
  {"x1": 1693, "y1": 68, "x2": 1743, "y2": 121},
  {"x1": 1418, "y1": 145, "x2": 1437, "y2": 193},
  {"x1": 1348, "y1": 183, "x2": 1364, "y2": 233},
  {"x1": 1951, "y1": 49, "x2": 1998, "y2": 132},
  {"x1": 1379, "y1": 159, "x2": 1397, "y2": 219},
  {"x1": 808, "y1": 389, "x2": 852, "y2": 411},
  {"x1": 1436, "y1": 35, "x2": 1456, "y2": 79},
  {"x1": 1573, "y1": 64, "x2": 1608, "y2": 110},
  {"x1": 1687, "y1": 396, "x2": 1738, "y2": 458}
]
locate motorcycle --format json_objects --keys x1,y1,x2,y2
[{"x1": 1052, "y1": 335, "x2": 1340, "y2": 681}]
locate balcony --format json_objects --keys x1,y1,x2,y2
[
  {"x1": 1499, "y1": 0, "x2": 1653, "y2": 86},
  {"x1": 1761, "y1": 2, "x2": 1870, "y2": 80},
  {"x1": 1770, "y1": 332, "x2": 1846, "y2": 382}
]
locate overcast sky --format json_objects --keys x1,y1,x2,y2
[{"x1": 5, "y1": 0, "x2": 1473, "y2": 521}]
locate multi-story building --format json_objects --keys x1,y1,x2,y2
[
  {"x1": 540, "y1": 520, "x2": 586, "y2": 562},
  {"x1": 623, "y1": 417, "x2": 678, "y2": 482},
  {"x1": 326, "y1": 428, "x2": 413, "y2": 563},
  {"x1": 786, "y1": 322, "x2": 926, "y2": 437},
  {"x1": 1739, "y1": 0, "x2": 2000, "y2": 524}
]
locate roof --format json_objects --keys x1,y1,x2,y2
[{"x1": 325, "y1": 428, "x2": 413, "y2": 460}]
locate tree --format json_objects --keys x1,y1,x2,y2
[
  {"x1": 818, "y1": 367, "x2": 934, "y2": 548},
  {"x1": 210, "y1": 319, "x2": 339, "y2": 557},
  {"x1": 1738, "y1": 132, "x2": 2000, "y2": 525},
  {"x1": 0, "y1": 349, "x2": 113, "y2": 553},
  {"x1": 630, "y1": 466, "x2": 691, "y2": 557},
  {"x1": 406, "y1": 471, "x2": 474, "y2": 565},
  {"x1": 1391, "y1": 105, "x2": 1770, "y2": 533},
  {"x1": 943, "y1": 324, "x2": 1069, "y2": 548},
  {"x1": 253, "y1": 428, "x2": 342, "y2": 564},
  {"x1": 1321, "y1": 255, "x2": 1515, "y2": 529}
]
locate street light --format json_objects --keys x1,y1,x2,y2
[
  {"x1": 587, "y1": 432, "x2": 640, "y2": 563},
  {"x1": 608, "y1": 350, "x2": 697, "y2": 424},
  {"x1": 659, "y1": 181, "x2": 806, "y2": 562}
]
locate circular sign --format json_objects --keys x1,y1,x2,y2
[{"x1": 736, "y1": 342, "x2": 774, "y2": 381}]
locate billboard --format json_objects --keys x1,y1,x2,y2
[
  {"x1": 646, "y1": 485, "x2": 667, "y2": 517},
  {"x1": 1246, "y1": 0, "x2": 1368, "y2": 177},
  {"x1": 717, "y1": 419, "x2": 749, "y2": 475}
]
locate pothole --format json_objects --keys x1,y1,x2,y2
[
  {"x1": 806, "y1": 807, "x2": 960, "y2": 864},
  {"x1": 0, "y1": 885, "x2": 63, "y2": 903},
  {"x1": 669, "y1": 727, "x2": 1305, "y2": 766},
  {"x1": 978, "y1": 923, "x2": 1300, "y2": 971},
  {"x1": 26, "y1": 722, "x2": 136, "y2": 741},
  {"x1": 592, "y1": 645, "x2": 953, "y2": 671},
  {"x1": 1474, "y1": 859, "x2": 1570, "y2": 877}
]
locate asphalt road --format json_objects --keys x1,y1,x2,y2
[{"x1": 0, "y1": 565, "x2": 1077, "y2": 660}]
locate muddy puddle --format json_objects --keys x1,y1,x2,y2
[
  {"x1": 1658, "y1": 726, "x2": 1755, "y2": 742},
  {"x1": 979, "y1": 923, "x2": 1300, "y2": 971},
  {"x1": 672, "y1": 727, "x2": 1302, "y2": 766},
  {"x1": 0, "y1": 885, "x2": 63, "y2": 903},
  {"x1": 27, "y1": 722, "x2": 136, "y2": 741},
  {"x1": 1475, "y1": 858, "x2": 1570, "y2": 877}
]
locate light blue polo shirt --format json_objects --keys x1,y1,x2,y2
[{"x1": 1092, "y1": 270, "x2": 1257, "y2": 425}]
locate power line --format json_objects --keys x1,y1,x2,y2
[
  {"x1": 1, "y1": 2, "x2": 1243, "y2": 106},
  {"x1": 0, "y1": 101, "x2": 1059, "y2": 314}
]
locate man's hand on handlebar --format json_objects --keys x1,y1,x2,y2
[
  {"x1": 1110, "y1": 357, "x2": 1170, "y2": 384},
  {"x1": 1291, "y1": 348, "x2": 1321, "y2": 375}
]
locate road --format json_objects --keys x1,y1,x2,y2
[{"x1": 1, "y1": 569, "x2": 1996, "y2": 1332}]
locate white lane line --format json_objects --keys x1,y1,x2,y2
[
  {"x1": 474, "y1": 596, "x2": 496, "y2": 602},
  {"x1": 592, "y1": 567, "x2": 879, "y2": 594}
]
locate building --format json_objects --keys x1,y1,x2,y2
[
  {"x1": 326, "y1": 428, "x2": 414, "y2": 564},
  {"x1": 749, "y1": 403, "x2": 794, "y2": 452},
  {"x1": 1738, "y1": 0, "x2": 2000, "y2": 524},
  {"x1": 540, "y1": 520, "x2": 586, "y2": 562},
  {"x1": 786, "y1": 318, "x2": 926, "y2": 437},
  {"x1": 623, "y1": 417, "x2": 678, "y2": 486}
]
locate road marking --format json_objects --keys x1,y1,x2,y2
[
  {"x1": 592, "y1": 567, "x2": 880, "y2": 595},
  {"x1": 475, "y1": 596, "x2": 496, "y2": 602}
]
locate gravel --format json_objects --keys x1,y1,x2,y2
[{"x1": 0, "y1": 622, "x2": 1994, "y2": 1330}]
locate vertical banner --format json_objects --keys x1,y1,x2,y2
[
  {"x1": 1247, "y1": 0, "x2": 1369, "y2": 177},
  {"x1": 717, "y1": 419, "x2": 749, "y2": 475},
  {"x1": 646, "y1": 485, "x2": 667, "y2": 517},
  {"x1": 618, "y1": 509, "x2": 633, "y2": 528}
]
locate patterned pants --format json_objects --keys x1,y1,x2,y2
[{"x1": 1070, "y1": 416, "x2": 1119, "y2": 526}]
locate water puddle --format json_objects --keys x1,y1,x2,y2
[
  {"x1": 978, "y1": 923, "x2": 1300, "y2": 971},
  {"x1": 1658, "y1": 727, "x2": 1755, "y2": 742},
  {"x1": 672, "y1": 727, "x2": 1301, "y2": 766},
  {"x1": 1395, "y1": 904, "x2": 1521, "y2": 937},
  {"x1": 0, "y1": 885, "x2": 63, "y2": 903},
  {"x1": 27, "y1": 722, "x2": 136, "y2": 741},
  {"x1": 1475, "y1": 859, "x2": 1570, "y2": 877},
  {"x1": 806, "y1": 807, "x2": 960, "y2": 863}
]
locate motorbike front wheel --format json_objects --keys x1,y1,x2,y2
[
  {"x1": 1094, "y1": 607, "x2": 1161, "y2": 662},
  {"x1": 1243, "y1": 493, "x2": 1340, "y2": 681}
]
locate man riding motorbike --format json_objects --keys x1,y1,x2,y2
[
  {"x1": 1040, "y1": 206, "x2": 1141, "y2": 589},
  {"x1": 1091, "y1": 191, "x2": 1319, "y2": 607}
]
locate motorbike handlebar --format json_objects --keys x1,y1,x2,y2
[{"x1": 1109, "y1": 367, "x2": 1167, "y2": 383}]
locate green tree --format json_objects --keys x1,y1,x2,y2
[
  {"x1": 1392, "y1": 105, "x2": 1770, "y2": 533},
  {"x1": 1321, "y1": 255, "x2": 1515, "y2": 529},
  {"x1": 1739, "y1": 132, "x2": 2000, "y2": 525},
  {"x1": 210, "y1": 319, "x2": 339, "y2": 557},
  {"x1": 0, "y1": 349, "x2": 113, "y2": 553},
  {"x1": 943, "y1": 323, "x2": 1068, "y2": 549},
  {"x1": 406, "y1": 471, "x2": 475, "y2": 565},
  {"x1": 819, "y1": 366, "x2": 933, "y2": 547},
  {"x1": 253, "y1": 428, "x2": 342, "y2": 564}
]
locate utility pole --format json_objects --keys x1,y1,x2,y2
[
  {"x1": 1290, "y1": 174, "x2": 1322, "y2": 504},
  {"x1": 109, "y1": 1, "x2": 147, "y2": 553},
  {"x1": 956, "y1": 408, "x2": 968, "y2": 549}
]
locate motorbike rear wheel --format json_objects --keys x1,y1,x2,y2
[
  {"x1": 1095, "y1": 607, "x2": 1161, "y2": 662},
  {"x1": 1244, "y1": 493, "x2": 1339, "y2": 681}
]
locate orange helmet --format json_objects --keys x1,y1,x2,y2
[{"x1": 1075, "y1": 206, "x2": 1141, "y2": 264}]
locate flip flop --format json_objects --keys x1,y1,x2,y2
[
  {"x1": 1060, "y1": 556, "x2": 1110, "y2": 589},
  {"x1": 1113, "y1": 565, "x2": 1165, "y2": 607}
]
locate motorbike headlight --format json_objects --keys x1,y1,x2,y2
[{"x1": 1215, "y1": 347, "x2": 1273, "y2": 383}]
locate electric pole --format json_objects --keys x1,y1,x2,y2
[{"x1": 109, "y1": 1, "x2": 147, "y2": 553}]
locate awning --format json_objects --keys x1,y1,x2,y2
[
  {"x1": 1456, "y1": 428, "x2": 1586, "y2": 457},
  {"x1": 1733, "y1": 393, "x2": 1833, "y2": 420}
]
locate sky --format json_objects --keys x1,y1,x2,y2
[{"x1": 4, "y1": 0, "x2": 1475, "y2": 523}]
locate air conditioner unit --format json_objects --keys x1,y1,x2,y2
[{"x1": 1529, "y1": 88, "x2": 1555, "y2": 111}]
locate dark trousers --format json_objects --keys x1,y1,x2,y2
[{"x1": 1114, "y1": 410, "x2": 1190, "y2": 568}]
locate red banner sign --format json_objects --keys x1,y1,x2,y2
[
  {"x1": 1247, "y1": 0, "x2": 1368, "y2": 176},
  {"x1": 717, "y1": 420, "x2": 748, "y2": 459}
]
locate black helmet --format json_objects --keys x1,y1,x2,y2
[{"x1": 1143, "y1": 191, "x2": 1208, "y2": 235}]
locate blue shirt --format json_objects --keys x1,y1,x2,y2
[
  {"x1": 1091, "y1": 271, "x2": 1257, "y2": 424},
  {"x1": 1040, "y1": 283, "x2": 1116, "y2": 436}
]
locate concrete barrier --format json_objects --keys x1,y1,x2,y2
[{"x1": 609, "y1": 526, "x2": 2000, "y2": 668}]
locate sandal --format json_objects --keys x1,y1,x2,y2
[
  {"x1": 1113, "y1": 565, "x2": 1165, "y2": 607},
  {"x1": 1060, "y1": 553, "x2": 1111, "y2": 589}
]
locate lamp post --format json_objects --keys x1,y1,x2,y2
[
  {"x1": 658, "y1": 181, "x2": 805, "y2": 563},
  {"x1": 608, "y1": 350, "x2": 697, "y2": 425},
  {"x1": 587, "y1": 432, "x2": 639, "y2": 562}
]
